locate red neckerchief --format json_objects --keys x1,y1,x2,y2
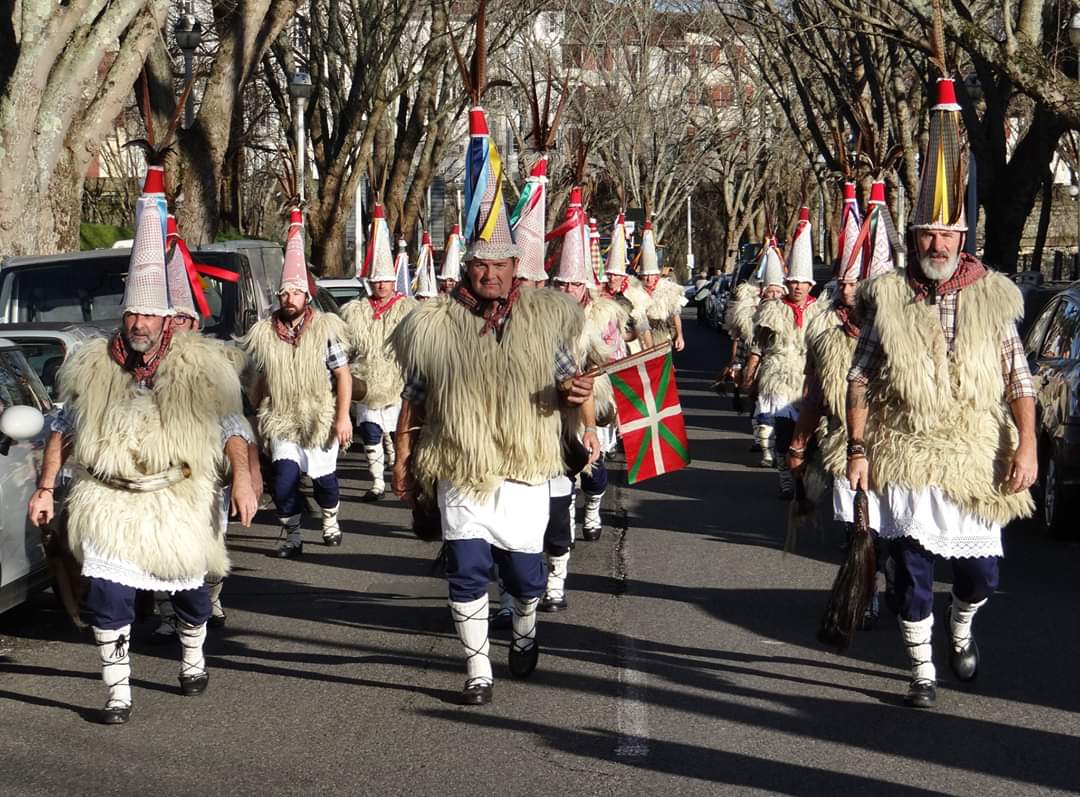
[
  {"x1": 605, "y1": 280, "x2": 628, "y2": 297},
  {"x1": 369, "y1": 292, "x2": 405, "y2": 320},
  {"x1": 109, "y1": 323, "x2": 174, "y2": 386},
  {"x1": 452, "y1": 282, "x2": 521, "y2": 339},
  {"x1": 834, "y1": 303, "x2": 860, "y2": 339},
  {"x1": 908, "y1": 252, "x2": 987, "y2": 304},
  {"x1": 273, "y1": 306, "x2": 314, "y2": 346},
  {"x1": 782, "y1": 295, "x2": 816, "y2": 328}
]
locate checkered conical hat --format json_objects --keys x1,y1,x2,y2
[
  {"x1": 511, "y1": 156, "x2": 548, "y2": 280},
  {"x1": 414, "y1": 231, "x2": 438, "y2": 297},
  {"x1": 861, "y1": 180, "x2": 900, "y2": 280},
  {"x1": 439, "y1": 224, "x2": 464, "y2": 281},
  {"x1": 463, "y1": 107, "x2": 519, "y2": 261},
  {"x1": 553, "y1": 187, "x2": 591, "y2": 284},
  {"x1": 589, "y1": 217, "x2": 606, "y2": 284},
  {"x1": 911, "y1": 78, "x2": 967, "y2": 231},
  {"x1": 836, "y1": 183, "x2": 864, "y2": 283},
  {"x1": 786, "y1": 206, "x2": 815, "y2": 284},
  {"x1": 280, "y1": 208, "x2": 310, "y2": 295},
  {"x1": 123, "y1": 197, "x2": 172, "y2": 316},
  {"x1": 164, "y1": 215, "x2": 198, "y2": 319},
  {"x1": 605, "y1": 213, "x2": 629, "y2": 276},
  {"x1": 637, "y1": 220, "x2": 660, "y2": 276},
  {"x1": 362, "y1": 203, "x2": 396, "y2": 281}
]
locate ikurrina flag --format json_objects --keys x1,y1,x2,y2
[{"x1": 608, "y1": 344, "x2": 690, "y2": 483}]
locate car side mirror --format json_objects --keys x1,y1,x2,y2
[{"x1": 0, "y1": 405, "x2": 44, "y2": 456}]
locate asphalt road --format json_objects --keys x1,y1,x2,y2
[{"x1": 2, "y1": 312, "x2": 1078, "y2": 796}]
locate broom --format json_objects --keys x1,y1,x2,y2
[{"x1": 817, "y1": 488, "x2": 876, "y2": 652}]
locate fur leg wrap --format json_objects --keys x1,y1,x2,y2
[
  {"x1": 511, "y1": 596, "x2": 539, "y2": 654},
  {"x1": 93, "y1": 626, "x2": 132, "y2": 709},
  {"x1": 449, "y1": 596, "x2": 492, "y2": 685},
  {"x1": 177, "y1": 620, "x2": 207, "y2": 678},
  {"x1": 544, "y1": 553, "x2": 570, "y2": 603},
  {"x1": 901, "y1": 615, "x2": 936, "y2": 684},
  {"x1": 950, "y1": 595, "x2": 986, "y2": 654}
]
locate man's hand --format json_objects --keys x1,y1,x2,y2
[
  {"x1": 29, "y1": 489, "x2": 54, "y2": 528},
  {"x1": 1006, "y1": 441, "x2": 1038, "y2": 494},
  {"x1": 392, "y1": 459, "x2": 417, "y2": 508},
  {"x1": 583, "y1": 429, "x2": 602, "y2": 465},
  {"x1": 560, "y1": 374, "x2": 595, "y2": 407},
  {"x1": 335, "y1": 416, "x2": 353, "y2": 449},
  {"x1": 230, "y1": 476, "x2": 258, "y2": 527},
  {"x1": 787, "y1": 449, "x2": 805, "y2": 476},
  {"x1": 674, "y1": 334, "x2": 685, "y2": 352},
  {"x1": 847, "y1": 456, "x2": 869, "y2": 492}
]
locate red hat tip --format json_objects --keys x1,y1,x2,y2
[
  {"x1": 142, "y1": 166, "x2": 166, "y2": 195},
  {"x1": 532, "y1": 157, "x2": 548, "y2": 178},
  {"x1": 798, "y1": 206, "x2": 810, "y2": 222},
  {"x1": 449, "y1": 223, "x2": 460, "y2": 235},
  {"x1": 422, "y1": 231, "x2": 431, "y2": 245},
  {"x1": 372, "y1": 203, "x2": 385, "y2": 219},
  {"x1": 569, "y1": 186, "x2": 582, "y2": 206},
  {"x1": 842, "y1": 182, "x2": 857, "y2": 201},
  {"x1": 934, "y1": 78, "x2": 960, "y2": 109},
  {"x1": 468, "y1": 107, "x2": 490, "y2": 136},
  {"x1": 870, "y1": 181, "x2": 887, "y2": 204},
  {"x1": 289, "y1": 208, "x2": 303, "y2": 225}
]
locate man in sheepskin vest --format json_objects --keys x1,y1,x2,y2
[
  {"x1": 242, "y1": 208, "x2": 353, "y2": 559},
  {"x1": 846, "y1": 77, "x2": 1037, "y2": 710},
  {"x1": 28, "y1": 189, "x2": 259, "y2": 725},
  {"x1": 638, "y1": 219, "x2": 687, "y2": 350},
  {"x1": 389, "y1": 106, "x2": 599, "y2": 704},
  {"x1": 439, "y1": 224, "x2": 463, "y2": 294},
  {"x1": 742, "y1": 216, "x2": 828, "y2": 497},
  {"x1": 602, "y1": 212, "x2": 653, "y2": 351},
  {"x1": 341, "y1": 203, "x2": 418, "y2": 501}
]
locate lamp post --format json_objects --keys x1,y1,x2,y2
[
  {"x1": 1070, "y1": 13, "x2": 1080, "y2": 270},
  {"x1": 289, "y1": 70, "x2": 314, "y2": 201},
  {"x1": 686, "y1": 194, "x2": 694, "y2": 276},
  {"x1": 173, "y1": 4, "x2": 202, "y2": 130}
]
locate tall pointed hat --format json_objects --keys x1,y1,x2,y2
[
  {"x1": 414, "y1": 231, "x2": 438, "y2": 297},
  {"x1": 637, "y1": 219, "x2": 660, "y2": 276},
  {"x1": 361, "y1": 203, "x2": 396, "y2": 281},
  {"x1": 786, "y1": 206, "x2": 815, "y2": 283},
  {"x1": 589, "y1": 217, "x2": 606, "y2": 284},
  {"x1": 510, "y1": 156, "x2": 549, "y2": 280},
  {"x1": 835, "y1": 182, "x2": 863, "y2": 282},
  {"x1": 858, "y1": 180, "x2": 901, "y2": 280},
  {"x1": 123, "y1": 192, "x2": 172, "y2": 316},
  {"x1": 164, "y1": 214, "x2": 200, "y2": 319},
  {"x1": 551, "y1": 186, "x2": 591, "y2": 283},
  {"x1": 394, "y1": 238, "x2": 412, "y2": 297},
  {"x1": 760, "y1": 237, "x2": 786, "y2": 289},
  {"x1": 911, "y1": 77, "x2": 967, "y2": 232},
  {"x1": 605, "y1": 212, "x2": 629, "y2": 276},
  {"x1": 439, "y1": 224, "x2": 464, "y2": 281},
  {"x1": 278, "y1": 208, "x2": 311, "y2": 295}
]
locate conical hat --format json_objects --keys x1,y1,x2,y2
[
  {"x1": 836, "y1": 183, "x2": 864, "y2": 282},
  {"x1": 762, "y1": 239, "x2": 786, "y2": 288},
  {"x1": 589, "y1": 217, "x2": 606, "y2": 284},
  {"x1": 439, "y1": 224, "x2": 463, "y2": 281},
  {"x1": 393, "y1": 239, "x2": 412, "y2": 296},
  {"x1": 605, "y1": 213, "x2": 629, "y2": 276},
  {"x1": 123, "y1": 197, "x2": 172, "y2": 316},
  {"x1": 279, "y1": 208, "x2": 310, "y2": 295},
  {"x1": 553, "y1": 187, "x2": 591, "y2": 284},
  {"x1": 164, "y1": 215, "x2": 198, "y2": 319},
  {"x1": 511, "y1": 156, "x2": 548, "y2": 280},
  {"x1": 911, "y1": 78, "x2": 967, "y2": 231},
  {"x1": 414, "y1": 231, "x2": 438, "y2": 297},
  {"x1": 861, "y1": 180, "x2": 899, "y2": 280},
  {"x1": 134, "y1": 165, "x2": 169, "y2": 255},
  {"x1": 786, "y1": 206, "x2": 815, "y2": 284},
  {"x1": 638, "y1": 220, "x2": 660, "y2": 276},
  {"x1": 463, "y1": 107, "x2": 518, "y2": 261},
  {"x1": 362, "y1": 203, "x2": 396, "y2": 281}
]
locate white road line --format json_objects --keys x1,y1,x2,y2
[{"x1": 613, "y1": 511, "x2": 650, "y2": 759}]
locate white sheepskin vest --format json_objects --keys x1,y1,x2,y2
[
  {"x1": 581, "y1": 293, "x2": 629, "y2": 426},
  {"x1": 725, "y1": 282, "x2": 760, "y2": 345},
  {"x1": 340, "y1": 295, "x2": 418, "y2": 409},
  {"x1": 391, "y1": 288, "x2": 585, "y2": 498},
  {"x1": 806, "y1": 307, "x2": 859, "y2": 478},
  {"x1": 862, "y1": 269, "x2": 1033, "y2": 525},
  {"x1": 242, "y1": 311, "x2": 349, "y2": 449},
  {"x1": 645, "y1": 277, "x2": 686, "y2": 342},
  {"x1": 59, "y1": 333, "x2": 241, "y2": 580},
  {"x1": 754, "y1": 297, "x2": 829, "y2": 404}
]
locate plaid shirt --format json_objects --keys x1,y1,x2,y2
[
  {"x1": 403, "y1": 343, "x2": 579, "y2": 404},
  {"x1": 51, "y1": 405, "x2": 253, "y2": 447},
  {"x1": 848, "y1": 291, "x2": 1035, "y2": 401}
]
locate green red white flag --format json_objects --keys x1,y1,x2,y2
[{"x1": 607, "y1": 343, "x2": 690, "y2": 484}]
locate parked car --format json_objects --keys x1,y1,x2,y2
[
  {"x1": 0, "y1": 338, "x2": 58, "y2": 614},
  {"x1": 0, "y1": 323, "x2": 108, "y2": 404},
  {"x1": 1022, "y1": 281, "x2": 1080, "y2": 537},
  {"x1": 316, "y1": 277, "x2": 366, "y2": 306}
]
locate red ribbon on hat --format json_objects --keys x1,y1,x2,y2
[{"x1": 193, "y1": 262, "x2": 241, "y2": 284}]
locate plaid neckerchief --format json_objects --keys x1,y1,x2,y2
[
  {"x1": 908, "y1": 252, "x2": 987, "y2": 305},
  {"x1": 273, "y1": 306, "x2": 314, "y2": 346},
  {"x1": 369, "y1": 293, "x2": 405, "y2": 320},
  {"x1": 109, "y1": 322, "x2": 174, "y2": 387},
  {"x1": 833, "y1": 302, "x2": 860, "y2": 340},
  {"x1": 452, "y1": 282, "x2": 521, "y2": 339}
]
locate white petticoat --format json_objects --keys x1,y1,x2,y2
[
  {"x1": 438, "y1": 478, "x2": 550, "y2": 553},
  {"x1": 354, "y1": 401, "x2": 400, "y2": 433},
  {"x1": 270, "y1": 438, "x2": 340, "y2": 479},
  {"x1": 832, "y1": 480, "x2": 882, "y2": 528},
  {"x1": 81, "y1": 541, "x2": 204, "y2": 593},
  {"x1": 549, "y1": 475, "x2": 573, "y2": 498},
  {"x1": 755, "y1": 393, "x2": 799, "y2": 422},
  {"x1": 875, "y1": 485, "x2": 1003, "y2": 559}
]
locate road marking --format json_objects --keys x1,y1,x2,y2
[{"x1": 611, "y1": 483, "x2": 650, "y2": 758}]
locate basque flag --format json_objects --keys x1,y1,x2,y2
[{"x1": 608, "y1": 343, "x2": 690, "y2": 484}]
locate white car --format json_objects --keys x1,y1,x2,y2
[
  {"x1": 317, "y1": 277, "x2": 366, "y2": 306},
  {"x1": 0, "y1": 338, "x2": 55, "y2": 614}
]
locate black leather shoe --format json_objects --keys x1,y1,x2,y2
[
  {"x1": 509, "y1": 640, "x2": 540, "y2": 678},
  {"x1": 274, "y1": 540, "x2": 303, "y2": 559},
  {"x1": 207, "y1": 614, "x2": 226, "y2": 630},
  {"x1": 179, "y1": 672, "x2": 210, "y2": 696},
  {"x1": 948, "y1": 608, "x2": 980, "y2": 682},
  {"x1": 100, "y1": 705, "x2": 131, "y2": 725},
  {"x1": 581, "y1": 526, "x2": 602, "y2": 542},
  {"x1": 539, "y1": 595, "x2": 568, "y2": 613},
  {"x1": 322, "y1": 532, "x2": 343, "y2": 547},
  {"x1": 903, "y1": 679, "x2": 936, "y2": 709},
  {"x1": 460, "y1": 679, "x2": 493, "y2": 706},
  {"x1": 361, "y1": 489, "x2": 384, "y2": 503}
]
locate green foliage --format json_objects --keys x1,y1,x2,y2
[{"x1": 80, "y1": 223, "x2": 133, "y2": 250}]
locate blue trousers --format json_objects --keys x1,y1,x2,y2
[
  {"x1": 885, "y1": 536, "x2": 999, "y2": 622},
  {"x1": 580, "y1": 459, "x2": 608, "y2": 496},
  {"x1": 445, "y1": 539, "x2": 545, "y2": 603},
  {"x1": 273, "y1": 460, "x2": 339, "y2": 517},
  {"x1": 545, "y1": 494, "x2": 574, "y2": 557},
  {"x1": 87, "y1": 577, "x2": 210, "y2": 630},
  {"x1": 358, "y1": 422, "x2": 386, "y2": 446}
]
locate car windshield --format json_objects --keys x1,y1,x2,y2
[
  {"x1": 0, "y1": 350, "x2": 50, "y2": 413},
  {"x1": 324, "y1": 286, "x2": 364, "y2": 304}
]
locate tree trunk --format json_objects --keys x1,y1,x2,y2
[{"x1": 1031, "y1": 166, "x2": 1053, "y2": 272}]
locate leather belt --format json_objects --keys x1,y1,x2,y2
[{"x1": 80, "y1": 464, "x2": 192, "y2": 493}]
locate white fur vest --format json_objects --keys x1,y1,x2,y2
[
  {"x1": 582, "y1": 294, "x2": 628, "y2": 426},
  {"x1": 862, "y1": 269, "x2": 1033, "y2": 525},
  {"x1": 59, "y1": 333, "x2": 241, "y2": 580},
  {"x1": 725, "y1": 282, "x2": 759, "y2": 344},
  {"x1": 242, "y1": 311, "x2": 349, "y2": 449},
  {"x1": 390, "y1": 288, "x2": 585, "y2": 498},
  {"x1": 645, "y1": 277, "x2": 686, "y2": 341},
  {"x1": 340, "y1": 295, "x2": 418, "y2": 409},
  {"x1": 806, "y1": 307, "x2": 858, "y2": 478},
  {"x1": 754, "y1": 297, "x2": 829, "y2": 404}
]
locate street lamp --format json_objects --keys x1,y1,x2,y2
[
  {"x1": 173, "y1": 4, "x2": 202, "y2": 130},
  {"x1": 289, "y1": 70, "x2": 314, "y2": 201}
]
